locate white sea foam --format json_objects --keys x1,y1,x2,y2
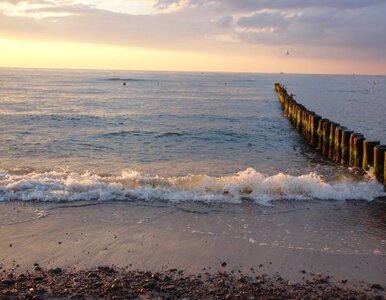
[{"x1": 0, "y1": 168, "x2": 384, "y2": 204}]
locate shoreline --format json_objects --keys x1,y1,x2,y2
[{"x1": 1, "y1": 199, "x2": 385, "y2": 297}]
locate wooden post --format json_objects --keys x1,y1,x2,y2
[
  {"x1": 296, "y1": 106, "x2": 303, "y2": 132},
  {"x1": 374, "y1": 145, "x2": 386, "y2": 183},
  {"x1": 301, "y1": 110, "x2": 305, "y2": 135},
  {"x1": 290, "y1": 103, "x2": 296, "y2": 125},
  {"x1": 353, "y1": 135, "x2": 365, "y2": 168},
  {"x1": 349, "y1": 133, "x2": 363, "y2": 167},
  {"x1": 306, "y1": 111, "x2": 314, "y2": 144},
  {"x1": 341, "y1": 129, "x2": 353, "y2": 165},
  {"x1": 302, "y1": 110, "x2": 309, "y2": 137},
  {"x1": 287, "y1": 96, "x2": 293, "y2": 117},
  {"x1": 328, "y1": 122, "x2": 339, "y2": 160},
  {"x1": 291, "y1": 102, "x2": 297, "y2": 125},
  {"x1": 310, "y1": 114, "x2": 321, "y2": 147},
  {"x1": 317, "y1": 119, "x2": 329, "y2": 152},
  {"x1": 334, "y1": 126, "x2": 345, "y2": 164},
  {"x1": 284, "y1": 95, "x2": 289, "y2": 115},
  {"x1": 322, "y1": 120, "x2": 331, "y2": 157},
  {"x1": 362, "y1": 140, "x2": 380, "y2": 170},
  {"x1": 384, "y1": 152, "x2": 386, "y2": 188}
]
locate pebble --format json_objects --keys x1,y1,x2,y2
[
  {"x1": 371, "y1": 284, "x2": 384, "y2": 291},
  {"x1": 0, "y1": 266, "x2": 380, "y2": 299}
]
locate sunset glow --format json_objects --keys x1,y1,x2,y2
[{"x1": 1, "y1": 0, "x2": 386, "y2": 74}]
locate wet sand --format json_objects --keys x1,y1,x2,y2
[{"x1": 0, "y1": 199, "x2": 385, "y2": 298}]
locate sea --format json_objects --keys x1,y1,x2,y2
[{"x1": 0, "y1": 68, "x2": 385, "y2": 204}]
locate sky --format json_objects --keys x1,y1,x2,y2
[{"x1": 1, "y1": 0, "x2": 386, "y2": 74}]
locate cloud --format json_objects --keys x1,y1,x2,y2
[
  {"x1": 212, "y1": 15, "x2": 233, "y2": 28},
  {"x1": 233, "y1": 5, "x2": 386, "y2": 50},
  {"x1": 153, "y1": 0, "x2": 185, "y2": 9},
  {"x1": 189, "y1": 0, "x2": 386, "y2": 11},
  {"x1": 0, "y1": 0, "x2": 385, "y2": 63},
  {"x1": 237, "y1": 11, "x2": 295, "y2": 29}
]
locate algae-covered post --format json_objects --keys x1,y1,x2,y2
[
  {"x1": 334, "y1": 126, "x2": 345, "y2": 164},
  {"x1": 353, "y1": 135, "x2": 365, "y2": 168},
  {"x1": 322, "y1": 120, "x2": 331, "y2": 157},
  {"x1": 329, "y1": 122, "x2": 339, "y2": 160},
  {"x1": 341, "y1": 129, "x2": 353, "y2": 165},
  {"x1": 349, "y1": 133, "x2": 363, "y2": 167},
  {"x1": 317, "y1": 119, "x2": 328, "y2": 152},
  {"x1": 296, "y1": 105, "x2": 303, "y2": 132},
  {"x1": 310, "y1": 114, "x2": 321, "y2": 147},
  {"x1": 362, "y1": 141, "x2": 380, "y2": 170},
  {"x1": 384, "y1": 151, "x2": 386, "y2": 187},
  {"x1": 374, "y1": 145, "x2": 386, "y2": 183},
  {"x1": 306, "y1": 112, "x2": 314, "y2": 144}
]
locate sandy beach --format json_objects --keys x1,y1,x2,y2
[{"x1": 1, "y1": 199, "x2": 385, "y2": 298}]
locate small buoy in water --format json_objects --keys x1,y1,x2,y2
[{"x1": 123, "y1": 82, "x2": 126, "y2": 86}]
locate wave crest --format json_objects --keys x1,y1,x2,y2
[{"x1": 0, "y1": 168, "x2": 384, "y2": 204}]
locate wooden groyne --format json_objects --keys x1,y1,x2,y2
[{"x1": 274, "y1": 83, "x2": 386, "y2": 188}]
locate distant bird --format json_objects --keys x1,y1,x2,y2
[
  {"x1": 123, "y1": 82, "x2": 126, "y2": 86},
  {"x1": 286, "y1": 51, "x2": 290, "y2": 56}
]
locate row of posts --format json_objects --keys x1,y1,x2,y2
[{"x1": 274, "y1": 83, "x2": 386, "y2": 188}]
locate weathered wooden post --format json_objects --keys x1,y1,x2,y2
[
  {"x1": 384, "y1": 152, "x2": 386, "y2": 188},
  {"x1": 301, "y1": 110, "x2": 305, "y2": 135},
  {"x1": 334, "y1": 126, "x2": 345, "y2": 164},
  {"x1": 362, "y1": 140, "x2": 380, "y2": 170},
  {"x1": 284, "y1": 95, "x2": 289, "y2": 113},
  {"x1": 349, "y1": 133, "x2": 363, "y2": 167},
  {"x1": 310, "y1": 114, "x2": 321, "y2": 147},
  {"x1": 291, "y1": 102, "x2": 296, "y2": 125},
  {"x1": 322, "y1": 120, "x2": 331, "y2": 157},
  {"x1": 328, "y1": 122, "x2": 339, "y2": 160},
  {"x1": 374, "y1": 145, "x2": 386, "y2": 183},
  {"x1": 306, "y1": 111, "x2": 314, "y2": 144},
  {"x1": 296, "y1": 105, "x2": 303, "y2": 132},
  {"x1": 293, "y1": 102, "x2": 297, "y2": 123},
  {"x1": 341, "y1": 129, "x2": 353, "y2": 165},
  {"x1": 317, "y1": 119, "x2": 329, "y2": 152},
  {"x1": 353, "y1": 135, "x2": 365, "y2": 168},
  {"x1": 287, "y1": 98, "x2": 294, "y2": 120},
  {"x1": 302, "y1": 110, "x2": 309, "y2": 138}
]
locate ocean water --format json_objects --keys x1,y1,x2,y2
[{"x1": 0, "y1": 68, "x2": 385, "y2": 204}]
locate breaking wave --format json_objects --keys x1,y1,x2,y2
[{"x1": 0, "y1": 168, "x2": 384, "y2": 205}]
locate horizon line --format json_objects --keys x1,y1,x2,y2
[{"x1": 0, "y1": 66, "x2": 385, "y2": 77}]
